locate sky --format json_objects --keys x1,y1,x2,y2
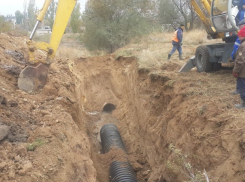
[{"x1": 0, "y1": 0, "x2": 87, "y2": 16}]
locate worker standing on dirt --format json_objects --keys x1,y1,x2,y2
[
  {"x1": 168, "y1": 24, "x2": 185, "y2": 61},
  {"x1": 232, "y1": 26, "x2": 245, "y2": 109},
  {"x1": 231, "y1": 19, "x2": 245, "y2": 61},
  {"x1": 231, "y1": 19, "x2": 245, "y2": 95}
]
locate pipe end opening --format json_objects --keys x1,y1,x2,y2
[{"x1": 103, "y1": 103, "x2": 116, "y2": 113}]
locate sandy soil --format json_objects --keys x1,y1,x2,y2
[
  {"x1": 0, "y1": 33, "x2": 96, "y2": 182},
  {"x1": 0, "y1": 33, "x2": 245, "y2": 182}
]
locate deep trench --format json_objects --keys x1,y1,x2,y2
[
  {"x1": 68, "y1": 57, "x2": 185, "y2": 182},
  {"x1": 68, "y1": 58, "x2": 153, "y2": 181}
]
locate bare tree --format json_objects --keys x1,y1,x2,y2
[
  {"x1": 158, "y1": 0, "x2": 180, "y2": 29},
  {"x1": 158, "y1": 0, "x2": 197, "y2": 30},
  {"x1": 186, "y1": 0, "x2": 197, "y2": 30},
  {"x1": 172, "y1": 0, "x2": 198, "y2": 30}
]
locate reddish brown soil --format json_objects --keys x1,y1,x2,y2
[
  {"x1": 0, "y1": 33, "x2": 245, "y2": 182},
  {"x1": 0, "y1": 33, "x2": 96, "y2": 182}
]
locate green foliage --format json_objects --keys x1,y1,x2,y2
[
  {"x1": 82, "y1": 0, "x2": 154, "y2": 53},
  {"x1": 15, "y1": 10, "x2": 24, "y2": 24},
  {"x1": 27, "y1": 138, "x2": 46, "y2": 151},
  {"x1": 158, "y1": 0, "x2": 179, "y2": 25},
  {"x1": 0, "y1": 16, "x2": 12, "y2": 33},
  {"x1": 27, "y1": 0, "x2": 37, "y2": 31},
  {"x1": 70, "y1": 2, "x2": 82, "y2": 33},
  {"x1": 23, "y1": 0, "x2": 28, "y2": 30},
  {"x1": 45, "y1": 0, "x2": 56, "y2": 29}
]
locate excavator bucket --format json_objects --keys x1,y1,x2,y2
[{"x1": 18, "y1": 63, "x2": 49, "y2": 93}]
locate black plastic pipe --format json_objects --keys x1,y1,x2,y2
[
  {"x1": 109, "y1": 161, "x2": 138, "y2": 182},
  {"x1": 100, "y1": 124, "x2": 138, "y2": 182},
  {"x1": 100, "y1": 124, "x2": 127, "y2": 154}
]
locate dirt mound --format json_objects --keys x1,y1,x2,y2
[
  {"x1": 0, "y1": 33, "x2": 96, "y2": 182},
  {"x1": 1, "y1": 33, "x2": 245, "y2": 182},
  {"x1": 161, "y1": 62, "x2": 181, "y2": 72}
]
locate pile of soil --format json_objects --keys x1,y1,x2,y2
[
  {"x1": 0, "y1": 32, "x2": 245, "y2": 182},
  {"x1": 0, "y1": 33, "x2": 96, "y2": 182}
]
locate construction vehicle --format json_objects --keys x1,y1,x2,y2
[
  {"x1": 18, "y1": 0, "x2": 76, "y2": 93},
  {"x1": 179, "y1": 0, "x2": 240, "y2": 72},
  {"x1": 18, "y1": 0, "x2": 238, "y2": 92}
]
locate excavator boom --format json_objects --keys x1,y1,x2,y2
[
  {"x1": 191, "y1": 0, "x2": 216, "y2": 37},
  {"x1": 18, "y1": 0, "x2": 76, "y2": 93}
]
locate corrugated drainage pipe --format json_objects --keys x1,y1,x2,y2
[
  {"x1": 100, "y1": 124, "x2": 127, "y2": 154},
  {"x1": 109, "y1": 161, "x2": 138, "y2": 182}
]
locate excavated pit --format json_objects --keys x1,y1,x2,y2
[
  {"x1": 69, "y1": 55, "x2": 245, "y2": 182},
  {"x1": 1, "y1": 34, "x2": 245, "y2": 182}
]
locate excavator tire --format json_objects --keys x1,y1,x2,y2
[{"x1": 195, "y1": 45, "x2": 213, "y2": 72}]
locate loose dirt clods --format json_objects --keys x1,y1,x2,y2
[{"x1": 0, "y1": 32, "x2": 245, "y2": 182}]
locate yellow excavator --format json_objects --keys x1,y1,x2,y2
[
  {"x1": 179, "y1": 0, "x2": 240, "y2": 72},
  {"x1": 18, "y1": 0, "x2": 76, "y2": 93},
  {"x1": 18, "y1": 0, "x2": 238, "y2": 92}
]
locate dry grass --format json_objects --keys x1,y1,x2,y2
[
  {"x1": 184, "y1": 29, "x2": 212, "y2": 45},
  {"x1": 32, "y1": 29, "x2": 223, "y2": 71},
  {"x1": 167, "y1": 144, "x2": 208, "y2": 182},
  {"x1": 137, "y1": 29, "x2": 216, "y2": 45},
  {"x1": 57, "y1": 45, "x2": 106, "y2": 58},
  {"x1": 137, "y1": 48, "x2": 165, "y2": 69},
  {"x1": 56, "y1": 46, "x2": 91, "y2": 59},
  {"x1": 32, "y1": 33, "x2": 105, "y2": 58},
  {"x1": 114, "y1": 29, "x2": 224, "y2": 71},
  {"x1": 33, "y1": 33, "x2": 51, "y2": 43},
  {"x1": 62, "y1": 33, "x2": 81, "y2": 42}
]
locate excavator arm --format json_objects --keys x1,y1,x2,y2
[
  {"x1": 191, "y1": 0, "x2": 219, "y2": 38},
  {"x1": 179, "y1": 0, "x2": 239, "y2": 72},
  {"x1": 18, "y1": 0, "x2": 76, "y2": 93},
  {"x1": 190, "y1": 0, "x2": 239, "y2": 39}
]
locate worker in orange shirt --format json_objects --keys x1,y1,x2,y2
[{"x1": 168, "y1": 24, "x2": 185, "y2": 60}]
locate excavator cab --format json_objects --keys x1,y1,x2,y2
[
  {"x1": 211, "y1": 0, "x2": 239, "y2": 33},
  {"x1": 179, "y1": 0, "x2": 240, "y2": 73}
]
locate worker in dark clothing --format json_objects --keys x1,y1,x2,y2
[
  {"x1": 231, "y1": 19, "x2": 245, "y2": 61},
  {"x1": 230, "y1": 19, "x2": 245, "y2": 95},
  {"x1": 168, "y1": 24, "x2": 185, "y2": 60},
  {"x1": 238, "y1": 0, "x2": 245, "y2": 20},
  {"x1": 232, "y1": 26, "x2": 245, "y2": 108}
]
